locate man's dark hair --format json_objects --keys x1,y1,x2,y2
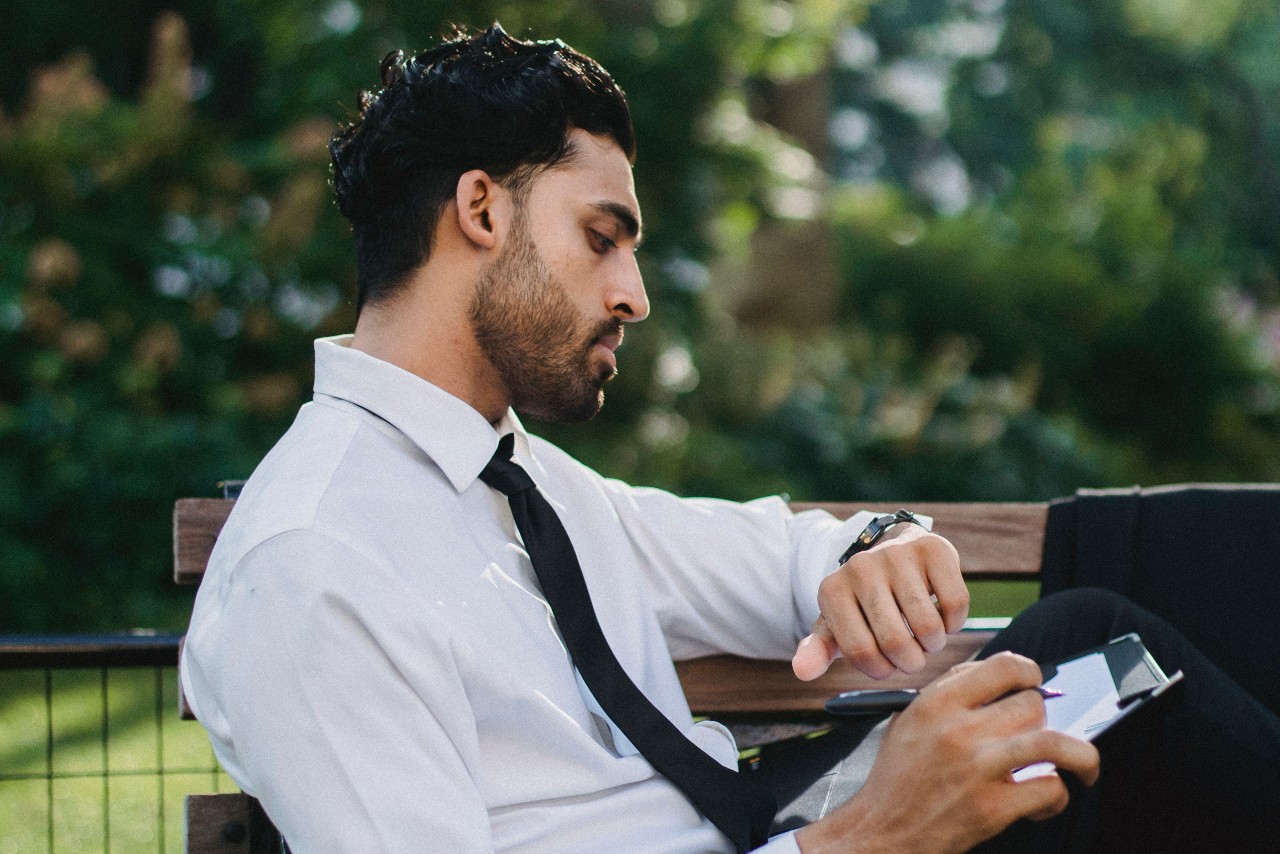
[{"x1": 329, "y1": 23, "x2": 635, "y2": 312}]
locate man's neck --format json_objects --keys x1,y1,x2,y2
[{"x1": 350, "y1": 277, "x2": 510, "y2": 424}]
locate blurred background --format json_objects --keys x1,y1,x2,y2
[{"x1": 3, "y1": 0, "x2": 1279, "y2": 635}]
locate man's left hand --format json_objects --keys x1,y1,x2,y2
[{"x1": 792, "y1": 524, "x2": 968, "y2": 680}]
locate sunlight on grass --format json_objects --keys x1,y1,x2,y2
[
  {"x1": 967, "y1": 580, "x2": 1039, "y2": 618},
  {"x1": 0, "y1": 668, "x2": 237, "y2": 854}
]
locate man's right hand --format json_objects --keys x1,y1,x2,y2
[{"x1": 793, "y1": 652, "x2": 1100, "y2": 854}]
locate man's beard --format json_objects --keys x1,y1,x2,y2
[{"x1": 470, "y1": 218, "x2": 621, "y2": 424}]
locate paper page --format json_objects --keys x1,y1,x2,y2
[
  {"x1": 1042, "y1": 652, "x2": 1122, "y2": 739},
  {"x1": 1013, "y1": 651, "x2": 1119, "y2": 782}
]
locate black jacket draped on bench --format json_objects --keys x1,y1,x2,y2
[{"x1": 1040, "y1": 483, "x2": 1280, "y2": 715}]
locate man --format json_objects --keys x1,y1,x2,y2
[{"x1": 182, "y1": 25, "x2": 1280, "y2": 853}]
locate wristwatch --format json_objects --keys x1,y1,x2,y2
[{"x1": 837, "y1": 509, "x2": 924, "y2": 565}]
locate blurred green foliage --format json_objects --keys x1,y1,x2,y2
[
  {"x1": 1, "y1": 0, "x2": 1278, "y2": 630},
  {"x1": 828, "y1": 0, "x2": 1280, "y2": 484}
]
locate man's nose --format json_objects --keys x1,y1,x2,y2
[{"x1": 609, "y1": 256, "x2": 649, "y2": 322}]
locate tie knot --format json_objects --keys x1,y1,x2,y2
[{"x1": 479, "y1": 433, "x2": 536, "y2": 496}]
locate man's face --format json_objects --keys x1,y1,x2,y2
[
  {"x1": 470, "y1": 211, "x2": 618, "y2": 423},
  {"x1": 469, "y1": 130, "x2": 648, "y2": 423}
]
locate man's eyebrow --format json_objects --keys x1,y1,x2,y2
[{"x1": 592, "y1": 201, "x2": 644, "y2": 247}]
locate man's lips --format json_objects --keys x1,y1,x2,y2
[{"x1": 593, "y1": 326, "x2": 624, "y2": 371}]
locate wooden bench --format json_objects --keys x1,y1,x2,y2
[{"x1": 174, "y1": 497, "x2": 1048, "y2": 852}]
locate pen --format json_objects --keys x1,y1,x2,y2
[{"x1": 824, "y1": 686, "x2": 1064, "y2": 716}]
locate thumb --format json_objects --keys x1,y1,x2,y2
[{"x1": 792, "y1": 616, "x2": 840, "y2": 681}]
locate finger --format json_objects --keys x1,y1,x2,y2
[
  {"x1": 889, "y1": 557, "x2": 947, "y2": 655},
  {"x1": 921, "y1": 536, "x2": 969, "y2": 633},
  {"x1": 1039, "y1": 732, "x2": 1100, "y2": 788},
  {"x1": 927, "y1": 651, "x2": 1043, "y2": 709},
  {"x1": 845, "y1": 576, "x2": 924, "y2": 674},
  {"x1": 844, "y1": 583, "x2": 916, "y2": 676},
  {"x1": 1002, "y1": 774, "x2": 1073, "y2": 825},
  {"x1": 792, "y1": 618, "x2": 840, "y2": 681},
  {"x1": 997, "y1": 729, "x2": 1101, "y2": 789},
  {"x1": 816, "y1": 574, "x2": 898, "y2": 679},
  {"x1": 971, "y1": 685, "x2": 1050, "y2": 737}
]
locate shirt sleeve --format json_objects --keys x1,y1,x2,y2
[
  {"x1": 598, "y1": 479, "x2": 879, "y2": 661},
  {"x1": 182, "y1": 529, "x2": 495, "y2": 854}
]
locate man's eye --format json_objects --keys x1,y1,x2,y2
[{"x1": 590, "y1": 231, "x2": 616, "y2": 253}]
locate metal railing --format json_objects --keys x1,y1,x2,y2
[{"x1": 0, "y1": 634, "x2": 232, "y2": 854}]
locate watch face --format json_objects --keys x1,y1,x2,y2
[
  {"x1": 839, "y1": 510, "x2": 920, "y2": 565},
  {"x1": 860, "y1": 515, "x2": 894, "y2": 546}
]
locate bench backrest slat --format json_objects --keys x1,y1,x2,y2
[
  {"x1": 175, "y1": 499, "x2": 1048, "y2": 586},
  {"x1": 174, "y1": 498, "x2": 235, "y2": 586},
  {"x1": 791, "y1": 502, "x2": 1046, "y2": 580}
]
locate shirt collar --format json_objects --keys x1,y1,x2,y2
[{"x1": 311, "y1": 335, "x2": 532, "y2": 493}]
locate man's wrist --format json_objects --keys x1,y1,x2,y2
[
  {"x1": 837, "y1": 509, "x2": 926, "y2": 566},
  {"x1": 878, "y1": 520, "x2": 925, "y2": 545},
  {"x1": 793, "y1": 798, "x2": 884, "y2": 854}
]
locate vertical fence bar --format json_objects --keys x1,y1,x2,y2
[
  {"x1": 45, "y1": 667, "x2": 54, "y2": 854},
  {"x1": 155, "y1": 665, "x2": 166, "y2": 854},
  {"x1": 102, "y1": 666, "x2": 111, "y2": 854}
]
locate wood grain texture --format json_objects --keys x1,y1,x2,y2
[
  {"x1": 174, "y1": 498, "x2": 234, "y2": 585},
  {"x1": 675, "y1": 631, "x2": 996, "y2": 715},
  {"x1": 174, "y1": 500, "x2": 1048, "y2": 585},
  {"x1": 793, "y1": 502, "x2": 1048, "y2": 579},
  {"x1": 185, "y1": 793, "x2": 283, "y2": 854},
  {"x1": 184, "y1": 794, "x2": 252, "y2": 854}
]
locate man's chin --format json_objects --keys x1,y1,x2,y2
[{"x1": 516, "y1": 388, "x2": 605, "y2": 425}]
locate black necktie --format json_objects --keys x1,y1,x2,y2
[{"x1": 480, "y1": 434, "x2": 776, "y2": 852}]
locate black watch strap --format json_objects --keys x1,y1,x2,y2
[{"x1": 837, "y1": 509, "x2": 924, "y2": 565}]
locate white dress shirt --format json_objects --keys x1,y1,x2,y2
[{"x1": 182, "y1": 335, "x2": 876, "y2": 853}]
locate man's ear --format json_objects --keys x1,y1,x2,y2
[{"x1": 454, "y1": 169, "x2": 509, "y2": 251}]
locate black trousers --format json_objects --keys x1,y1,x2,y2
[
  {"x1": 757, "y1": 589, "x2": 1280, "y2": 852},
  {"x1": 976, "y1": 588, "x2": 1280, "y2": 852}
]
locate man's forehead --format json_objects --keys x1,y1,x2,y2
[{"x1": 541, "y1": 130, "x2": 640, "y2": 222}]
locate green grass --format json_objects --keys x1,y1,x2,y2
[
  {"x1": 967, "y1": 580, "x2": 1039, "y2": 620},
  {"x1": 0, "y1": 667, "x2": 237, "y2": 854}
]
